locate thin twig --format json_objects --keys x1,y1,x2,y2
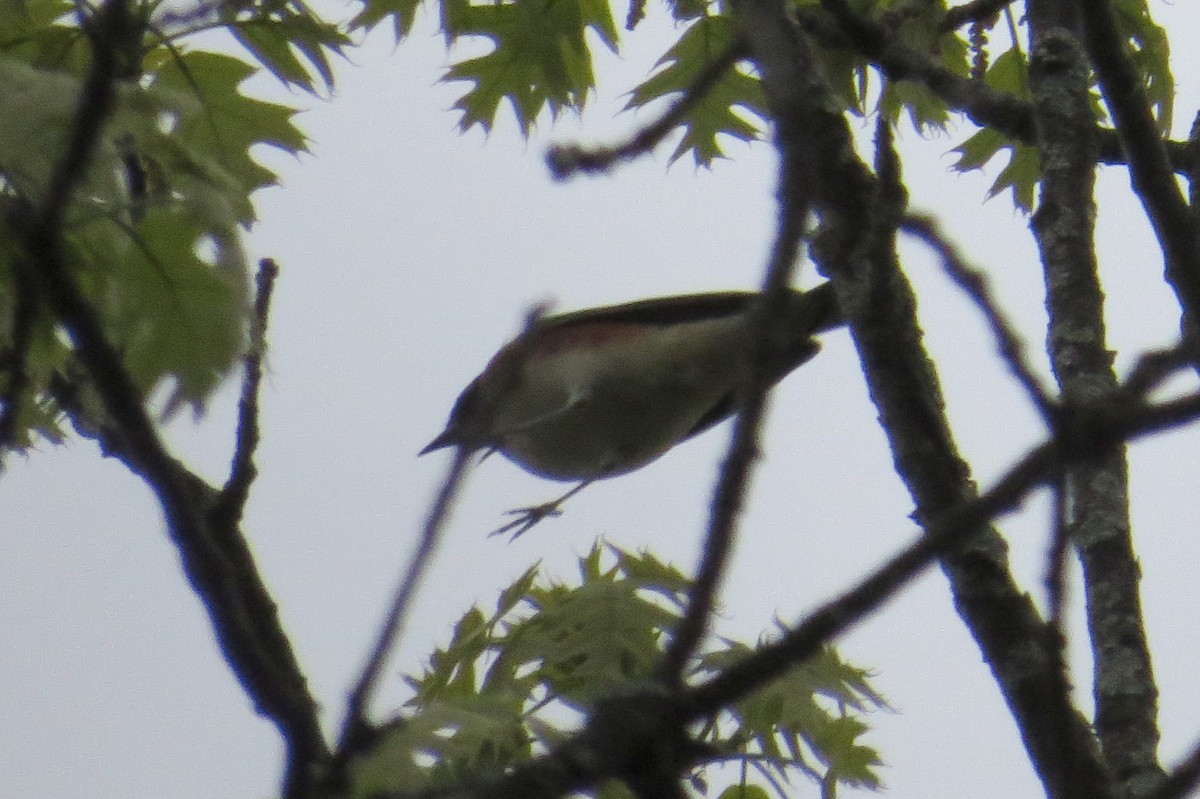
[
  {"x1": 1147, "y1": 736, "x2": 1200, "y2": 799},
  {"x1": 901, "y1": 214, "x2": 1058, "y2": 424},
  {"x1": 339, "y1": 303, "x2": 550, "y2": 757},
  {"x1": 657, "y1": 161, "x2": 810, "y2": 684},
  {"x1": 1124, "y1": 343, "x2": 1200, "y2": 397},
  {"x1": 658, "y1": 0, "x2": 846, "y2": 685},
  {"x1": 215, "y1": 257, "x2": 278, "y2": 524},
  {"x1": 1043, "y1": 471, "x2": 1075, "y2": 799},
  {"x1": 337, "y1": 445, "x2": 474, "y2": 759},
  {"x1": 1045, "y1": 473, "x2": 1070, "y2": 631},
  {"x1": 547, "y1": 41, "x2": 747, "y2": 180}
]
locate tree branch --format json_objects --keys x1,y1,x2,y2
[
  {"x1": 1027, "y1": 23, "x2": 1165, "y2": 798},
  {"x1": 900, "y1": 214, "x2": 1058, "y2": 423},
  {"x1": 730, "y1": 1, "x2": 1116, "y2": 796},
  {"x1": 796, "y1": 1, "x2": 1192, "y2": 171},
  {"x1": 337, "y1": 445, "x2": 473, "y2": 763},
  {"x1": 214, "y1": 257, "x2": 279, "y2": 525},
  {"x1": 8, "y1": 4, "x2": 327, "y2": 795},
  {"x1": 547, "y1": 41, "x2": 747, "y2": 179},
  {"x1": 1076, "y1": 0, "x2": 1200, "y2": 329},
  {"x1": 657, "y1": 49, "x2": 814, "y2": 682}
]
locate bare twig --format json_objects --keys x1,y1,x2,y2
[
  {"x1": 337, "y1": 445, "x2": 474, "y2": 759},
  {"x1": 657, "y1": 123, "x2": 811, "y2": 684},
  {"x1": 1124, "y1": 343, "x2": 1200, "y2": 397},
  {"x1": 1147, "y1": 736, "x2": 1200, "y2": 799},
  {"x1": 901, "y1": 214, "x2": 1058, "y2": 423},
  {"x1": 339, "y1": 303, "x2": 551, "y2": 759},
  {"x1": 1045, "y1": 474, "x2": 1070, "y2": 631},
  {"x1": 214, "y1": 258, "x2": 279, "y2": 524},
  {"x1": 547, "y1": 42, "x2": 747, "y2": 180}
]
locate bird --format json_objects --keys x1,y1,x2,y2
[{"x1": 421, "y1": 282, "x2": 844, "y2": 537}]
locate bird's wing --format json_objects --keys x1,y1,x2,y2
[
  {"x1": 681, "y1": 339, "x2": 822, "y2": 442},
  {"x1": 542, "y1": 292, "x2": 760, "y2": 329}
]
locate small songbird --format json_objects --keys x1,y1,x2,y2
[{"x1": 422, "y1": 283, "x2": 843, "y2": 536}]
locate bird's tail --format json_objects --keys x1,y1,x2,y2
[{"x1": 787, "y1": 281, "x2": 844, "y2": 336}]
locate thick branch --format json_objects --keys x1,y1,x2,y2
[
  {"x1": 795, "y1": 2, "x2": 1192, "y2": 171},
  {"x1": 8, "y1": 3, "x2": 327, "y2": 794},
  {"x1": 1028, "y1": 24, "x2": 1164, "y2": 798},
  {"x1": 734, "y1": 1, "x2": 1113, "y2": 796}
]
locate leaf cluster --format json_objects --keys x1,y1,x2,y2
[
  {"x1": 350, "y1": 543, "x2": 884, "y2": 799},
  {"x1": 0, "y1": 0, "x2": 344, "y2": 450},
  {"x1": 351, "y1": 0, "x2": 1172, "y2": 206}
]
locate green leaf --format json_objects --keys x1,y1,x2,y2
[
  {"x1": 0, "y1": 0, "x2": 85, "y2": 73},
  {"x1": 625, "y1": 15, "x2": 767, "y2": 166},
  {"x1": 876, "y1": 2, "x2": 969, "y2": 130},
  {"x1": 879, "y1": 80, "x2": 949, "y2": 132},
  {"x1": 951, "y1": 127, "x2": 1040, "y2": 213},
  {"x1": 362, "y1": 543, "x2": 884, "y2": 799},
  {"x1": 510, "y1": 577, "x2": 675, "y2": 703},
  {"x1": 441, "y1": 0, "x2": 619, "y2": 134},
  {"x1": 983, "y1": 47, "x2": 1030, "y2": 98},
  {"x1": 699, "y1": 640, "x2": 886, "y2": 796},
  {"x1": 1113, "y1": 0, "x2": 1173, "y2": 132},
  {"x1": 351, "y1": 0, "x2": 424, "y2": 37},
  {"x1": 991, "y1": 139, "x2": 1039, "y2": 212},
  {"x1": 496, "y1": 563, "x2": 540, "y2": 616},
  {"x1": 0, "y1": 52, "x2": 83, "y2": 203},
  {"x1": 145, "y1": 49, "x2": 306, "y2": 206},
  {"x1": 225, "y1": 7, "x2": 350, "y2": 93},
  {"x1": 718, "y1": 784, "x2": 772, "y2": 799},
  {"x1": 69, "y1": 201, "x2": 248, "y2": 413}
]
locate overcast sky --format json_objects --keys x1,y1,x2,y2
[{"x1": 4, "y1": 4, "x2": 1200, "y2": 798}]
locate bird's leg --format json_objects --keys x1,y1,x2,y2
[{"x1": 490, "y1": 480, "x2": 593, "y2": 540}]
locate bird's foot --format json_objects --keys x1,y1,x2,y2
[{"x1": 489, "y1": 501, "x2": 565, "y2": 540}]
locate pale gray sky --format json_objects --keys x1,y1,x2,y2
[{"x1": 3, "y1": 4, "x2": 1200, "y2": 798}]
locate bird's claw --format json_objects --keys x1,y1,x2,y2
[{"x1": 489, "y1": 501, "x2": 564, "y2": 540}]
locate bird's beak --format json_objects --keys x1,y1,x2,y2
[{"x1": 419, "y1": 429, "x2": 458, "y2": 455}]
